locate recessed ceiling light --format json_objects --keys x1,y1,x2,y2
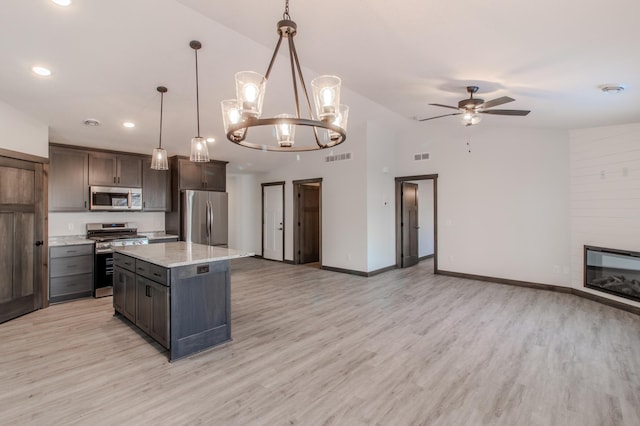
[
  {"x1": 600, "y1": 85, "x2": 625, "y2": 94},
  {"x1": 52, "y1": 0, "x2": 72, "y2": 6},
  {"x1": 83, "y1": 118, "x2": 101, "y2": 127},
  {"x1": 206, "y1": 137, "x2": 215, "y2": 143},
  {"x1": 32, "y1": 66, "x2": 51, "y2": 76},
  {"x1": 123, "y1": 121, "x2": 135, "y2": 128}
]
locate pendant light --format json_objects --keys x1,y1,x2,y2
[
  {"x1": 189, "y1": 40, "x2": 209, "y2": 162},
  {"x1": 150, "y1": 86, "x2": 169, "y2": 170},
  {"x1": 221, "y1": 0, "x2": 348, "y2": 152}
]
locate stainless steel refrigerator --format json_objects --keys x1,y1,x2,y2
[{"x1": 181, "y1": 190, "x2": 228, "y2": 246}]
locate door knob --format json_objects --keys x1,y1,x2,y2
[
  {"x1": 35, "y1": 240, "x2": 44, "y2": 246},
  {"x1": 277, "y1": 228, "x2": 283, "y2": 231}
]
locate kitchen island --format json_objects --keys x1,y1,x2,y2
[{"x1": 113, "y1": 242, "x2": 252, "y2": 361}]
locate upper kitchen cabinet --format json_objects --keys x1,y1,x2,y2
[
  {"x1": 171, "y1": 157, "x2": 226, "y2": 191},
  {"x1": 89, "y1": 152, "x2": 142, "y2": 187},
  {"x1": 142, "y1": 158, "x2": 170, "y2": 212},
  {"x1": 49, "y1": 146, "x2": 89, "y2": 211}
]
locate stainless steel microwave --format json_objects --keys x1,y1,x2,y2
[{"x1": 90, "y1": 186, "x2": 142, "y2": 211}]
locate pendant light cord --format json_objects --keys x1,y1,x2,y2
[
  {"x1": 283, "y1": 0, "x2": 290, "y2": 20},
  {"x1": 159, "y1": 91, "x2": 164, "y2": 149},
  {"x1": 195, "y1": 47, "x2": 201, "y2": 138}
]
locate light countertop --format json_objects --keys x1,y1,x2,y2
[
  {"x1": 139, "y1": 231, "x2": 180, "y2": 241},
  {"x1": 49, "y1": 236, "x2": 94, "y2": 247},
  {"x1": 115, "y1": 242, "x2": 254, "y2": 268}
]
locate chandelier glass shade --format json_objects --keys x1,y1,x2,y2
[
  {"x1": 189, "y1": 40, "x2": 210, "y2": 162},
  {"x1": 150, "y1": 86, "x2": 169, "y2": 170},
  {"x1": 222, "y1": 0, "x2": 348, "y2": 152}
]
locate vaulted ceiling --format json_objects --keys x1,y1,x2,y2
[{"x1": 1, "y1": 0, "x2": 638, "y2": 172}]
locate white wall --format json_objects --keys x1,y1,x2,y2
[
  {"x1": 49, "y1": 212, "x2": 165, "y2": 236},
  {"x1": 0, "y1": 99, "x2": 48, "y2": 158},
  {"x1": 227, "y1": 173, "x2": 262, "y2": 254},
  {"x1": 569, "y1": 122, "x2": 640, "y2": 308},
  {"x1": 366, "y1": 121, "x2": 397, "y2": 271},
  {"x1": 395, "y1": 121, "x2": 571, "y2": 286}
]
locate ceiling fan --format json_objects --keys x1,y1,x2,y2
[{"x1": 418, "y1": 86, "x2": 530, "y2": 126}]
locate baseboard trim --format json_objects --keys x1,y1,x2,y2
[
  {"x1": 419, "y1": 254, "x2": 434, "y2": 261},
  {"x1": 437, "y1": 269, "x2": 640, "y2": 316},
  {"x1": 321, "y1": 264, "x2": 396, "y2": 277}
]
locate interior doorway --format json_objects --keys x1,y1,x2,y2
[
  {"x1": 293, "y1": 178, "x2": 322, "y2": 266},
  {"x1": 261, "y1": 181, "x2": 285, "y2": 262},
  {"x1": 0, "y1": 151, "x2": 47, "y2": 323},
  {"x1": 395, "y1": 174, "x2": 438, "y2": 271}
]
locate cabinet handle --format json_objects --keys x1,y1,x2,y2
[
  {"x1": 118, "y1": 177, "x2": 121, "y2": 184},
  {"x1": 84, "y1": 201, "x2": 87, "y2": 208},
  {"x1": 146, "y1": 285, "x2": 151, "y2": 297},
  {"x1": 153, "y1": 272, "x2": 161, "y2": 277},
  {"x1": 67, "y1": 264, "x2": 77, "y2": 268},
  {"x1": 67, "y1": 250, "x2": 77, "y2": 253},
  {"x1": 113, "y1": 176, "x2": 116, "y2": 184}
]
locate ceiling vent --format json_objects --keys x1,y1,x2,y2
[
  {"x1": 414, "y1": 152, "x2": 430, "y2": 161},
  {"x1": 325, "y1": 152, "x2": 352, "y2": 163}
]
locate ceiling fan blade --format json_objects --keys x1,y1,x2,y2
[
  {"x1": 428, "y1": 103, "x2": 459, "y2": 110},
  {"x1": 481, "y1": 96, "x2": 515, "y2": 109},
  {"x1": 480, "y1": 109, "x2": 530, "y2": 116},
  {"x1": 417, "y1": 112, "x2": 462, "y2": 122}
]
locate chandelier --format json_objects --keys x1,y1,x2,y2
[{"x1": 221, "y1": 0, "x2": 348, "y2": 151}]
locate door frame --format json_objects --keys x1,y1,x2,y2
[
  {"x1": 293, "y1": 178, "x2": 322, "y2": 266},
  {"x1": 261, "y1": 181, "x2": 285, "y2": 261},
  {"x1": 0, "y1": 147, "x2": 49, "y2": 314},
  {"x1": 395, "y1": 174, "x2": 438, "y2": 272}
]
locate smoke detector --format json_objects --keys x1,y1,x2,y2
[
  {"x1": 600, "y1": 85, "x2": 625, "y2": 94},
  {"x1": 83, "y1": 118, "x2": 101, "y2": 126}
]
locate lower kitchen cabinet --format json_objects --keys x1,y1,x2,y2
[
  {"x1": 49, "y1": 244, "x2": 94, "y2": 303},
  {"x1": 136, "y1": 276, "x2": 169, "y2": 348},
  {"x1": 113, "y1": 265, "x2": 136, "y2": 323}
]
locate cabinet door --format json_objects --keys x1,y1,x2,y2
[
  {"x1": 117, "y1": 155, "x2": 142, "y2": 187},
  {"x1": 142, "y1": 159, "x2": 169, "y2": 211},
  {"x1": 203, "y1": 162, "x2": 226, "y2": 191},
  {"x1": 150, "y1": 282, "x2": 169, "y2": 348},
  {"x1": 89, "y1": 153, "x2": 117, "y2": 185},
  {"x1": 135, "y1": 276, "x2": 152, "y2": 334},
  {"x1": 49, "y1": 147, "x2": 89, "y2": 211},
  {"x1": 123, "y1": 269, "x2": 137, "y2": 321},
  {"x1": 113, "y1": 268, "x2": 125, "y2": 313},
  {"x1": 178, "y1": 160, "x2": 204, "y2": 190}
]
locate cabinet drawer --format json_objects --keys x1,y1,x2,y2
[
  {"x1": 50, "y1": 244, "x2": 94, "y2": 258},
  {"x1": 135, "y1": 260, "x2": 169, "y2": 286},
  {"x1": 114, "y1": 252, "x2": 136, "y2": 272},
  {"x1": 50, "y1": 273, "x2": 93, "y2": 297},
  {"x1": 50, "y1": 255, "x2": 93, "y2": 278}
]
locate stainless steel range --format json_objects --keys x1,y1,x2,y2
[{"x1": 87, "y1": 222, "x2": 148, "y2": 297}]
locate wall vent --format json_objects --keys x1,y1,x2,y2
[
  {"x1": 325, "y1": 152, "x2": 352, "y2": 162},
  {"x1": 413, "y1": 152, "x2": 431, "y2": 161}
]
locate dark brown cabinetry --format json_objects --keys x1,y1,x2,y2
[
  {"x1": 135, "y1": 275, "x2": 169, "y2": 348},
  {"x1": 49, "y1": 146, "x2": 89, "y2": 211},
  {"x1": 113, "y1": 252, "x2": 136, "y2": 322},
  {"x1": 142, "y1": 159, "x2": 170, "y2": 211},
  {"x1": 49, "y1": 244, "x2": 94, "y2": 303},
  {"x1": 171, "y1": 157, "x2": 226, "y2": 191},
  {"x1": 89, "y1": 152, "x2": 142, "y2": 187}
]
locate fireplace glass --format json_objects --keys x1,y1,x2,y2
[{"x1": 585, "y1": 245, "x2": 640, "y2": 302}]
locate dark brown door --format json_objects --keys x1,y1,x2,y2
[
  {"x1": 298, "y1": 185, "x2": 320, "y2": 264},
  {"x1": 0, "y1": 156, "x2": 44, "y2": 323},
  {"x1": 401, "y1": 182, "x2": 419, "y2": 268}
]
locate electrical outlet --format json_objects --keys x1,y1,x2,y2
[{"x1": 68, "y1": 223, "x2": 74, "y2": 231}]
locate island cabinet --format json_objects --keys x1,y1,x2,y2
[
  {"x1": 113, "y1": 242, "x2": 245, "y2": 361},
  {"x1": 49, "y1": 146, "x2": 89, "y2": 211},
  {"x1": 89, "y1": 152, "x2": 142, "y2": 187}
]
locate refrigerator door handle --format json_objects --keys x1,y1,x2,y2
[
  {"x1": 208, "y1": 200, "x2": 214, "y2": 245},
  {"x1": 206, "y1": 201, "x2": 211, "y2": 241}
]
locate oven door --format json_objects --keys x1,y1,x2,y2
[{"x1": 94, "y1": 251, "x2": 114, "y2": 297}]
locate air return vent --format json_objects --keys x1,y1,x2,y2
[
  {"x1": 325, "y1": 152, "x2": 352, "y2": 162},
  {"x1": 413, "y1": 152, "x2": 431, "y2": 161}
]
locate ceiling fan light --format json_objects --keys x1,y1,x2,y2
[
  {"x1": 461, "y1": 112, "x2": 482, "y2": 126},
  {"x1": 236, "y1": 71, "x2": 266, "y2": 119}
]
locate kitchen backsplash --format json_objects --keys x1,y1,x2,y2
[{"x1": 49, "y1": 212, "x2": 165, "y2": 237}]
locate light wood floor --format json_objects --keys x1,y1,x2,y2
[{"x1": 2, "y1": 258, "x2": 639, "y2": 425}]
